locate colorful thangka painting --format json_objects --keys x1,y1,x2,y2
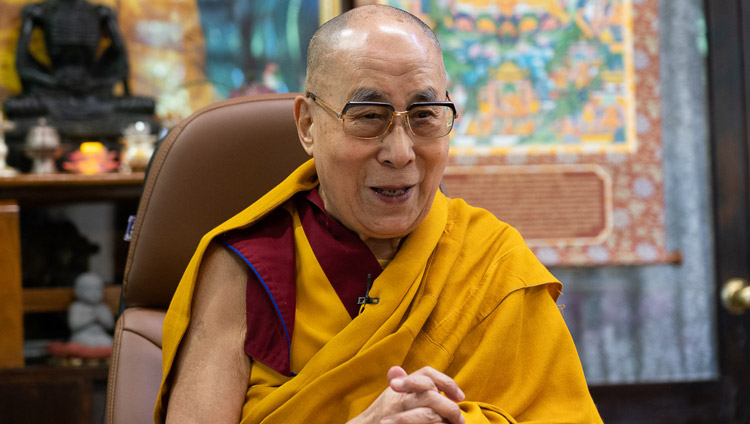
[
  {"x1": 376, "y1": 0, "x2": 669, "y2": 267},
  {"x1": 381, "y1": 0, "x2": 635, "y2": 153}
]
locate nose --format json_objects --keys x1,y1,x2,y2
[{"x1": 377, "y1": 116, "x2": 415, "y2": 168}]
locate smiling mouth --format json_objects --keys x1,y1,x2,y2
[{"x1": 372, "y1": 186, "x2": 413, "y2": 197}]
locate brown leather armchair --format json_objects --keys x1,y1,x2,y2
[{"x1": 105, "y1": 93, "x2": 309, "y2": 424}]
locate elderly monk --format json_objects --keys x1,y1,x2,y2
[{"x1": 156, "y1": 5, "x2": 602, "y2": 424}]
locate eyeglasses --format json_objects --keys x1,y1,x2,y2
[{"x1": 306, "y1": 92, "x2": 457, "y2": 139}]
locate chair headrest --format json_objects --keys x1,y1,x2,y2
[{"x1": 122, "y1": 93, "x2": 310, "y2": 308}]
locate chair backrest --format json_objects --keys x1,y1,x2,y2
[{"x1": 106, "y1": 93, "x2": 309, "y2": 424}]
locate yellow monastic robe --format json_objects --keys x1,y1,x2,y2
[
  {"x1": 156, "y1": 159, "x2": 602, "y2": 423},
  {"x1": 242, "y1": 198, "x2": 357, "y2": 408}
]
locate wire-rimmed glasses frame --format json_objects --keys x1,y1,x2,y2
[{"x1": 306, "y1": 92, "x2": 458, "y2": 139}]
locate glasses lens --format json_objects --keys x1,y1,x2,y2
[
  {"x1": 343, "y1": 105, "x2": 393, "y2": 138},
  {"x1": 408, "y1": 105, "x2": 454, "y2": 138}
]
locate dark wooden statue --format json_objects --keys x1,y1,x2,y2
[{"x1": 2, "y1": 0, "x2": 158, "y2": 148}]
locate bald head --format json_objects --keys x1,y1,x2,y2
[{"x1": 305, "y1": 5, "x2": 443, "y2": 92}]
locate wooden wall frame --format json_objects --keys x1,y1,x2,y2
[{"x1": 0, "y1": 200, "x2": 24, "y2": 367}]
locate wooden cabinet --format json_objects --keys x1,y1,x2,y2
[
  {"x1": 0, "y1": 200, "x2": 23, "y2": 367},
  {"x1": 0, "y1": 173, "x2": 144, "y2": 367},
  {"x1": 0, "y1": 173, "x2": 143, "y2": 423},
  {"x1": 0, "y1": 364, "x2": 110, "y2": 424}
]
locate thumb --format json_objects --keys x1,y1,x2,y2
[{"x1": 386, "y1": 366, "x2": 407, "y2": 384}]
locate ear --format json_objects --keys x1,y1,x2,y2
[{"x1": 294, "y1": 95, "x2": 315, "y2": 156}]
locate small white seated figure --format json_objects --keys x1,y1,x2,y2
[{"x1": 68, "y1": 272, "x2": 114, "y2": 346}]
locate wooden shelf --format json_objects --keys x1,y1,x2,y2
[
  {"x1": 0, "y1": 172, "x2": 145, "y2": 202},
  {"x1": 23, "y1": 286, "x2": 122, "y2": 315},
  {"x1": 0, "y1": 172, "x2": 144, "y2": 187},
  {"x1": 0, "y1": 362, "x2": 109, "y2": 379}
]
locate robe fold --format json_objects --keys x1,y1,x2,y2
[{"x1": 155, "y1": 159, "x2": 602, "y2": 423}]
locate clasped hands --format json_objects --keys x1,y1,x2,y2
[{"x1": 348, "y1": 366, "x2": 466, "y2": 424}]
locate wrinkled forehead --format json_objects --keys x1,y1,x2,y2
[{"x1": 318, "y1": 22, "x2": 446, "y2": 101}]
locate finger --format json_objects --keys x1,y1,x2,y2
[
  {"x1": 379, "y1": 407, "x2": 448, "y2": 424},
  {"x1": 390, "y1": 368, "x2": 465, "y2": 403},
  {"x1": 413, "y1": 367, "x2": 465, "y2": 402},
  {"x1": 387, "y1": 366, "x2": 408, "y2": 383},
  {"x1": 400, "y1": 390, "x2": 464, "y2": 424},
  {"x1": 390, "y1": 374, "x2": 439, "y2": 394}
]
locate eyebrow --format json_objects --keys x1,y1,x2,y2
[
  {"x1": 409, "y1": 88, "x2": 439, "y2": 103},
  {"x1": 350, "y1": 88, "x2": 385, "y2": 102},
  {"x1": 348, "y1": 87, "x2": 440, "y2": 103}
]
